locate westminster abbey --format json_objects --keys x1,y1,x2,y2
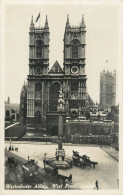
[{"x1": 20, "y1": 15, "x2": 88, "y2": 135}]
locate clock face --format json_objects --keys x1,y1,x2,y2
[
  {"x1": 35, "y1": 66, "x2": 42, "y2": 74},
  {"x1": 71, "y1": 66, "x2": 79, "y2": 74}
]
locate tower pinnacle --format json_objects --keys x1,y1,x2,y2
[
  {"x1": 82, "y1": 14, "x2": 84, "y2": 23},
  {"x1": 30, "y1": 16, "x2": 34, "y2": 29},
  {"x1": 66, "y1": 14, "x2": 70, "y2": 27},
  {"x1": 45, "y1": 15, "x2": 48, "y2": 28},
  {"x1": 80, "y1": 14, "x2": 85, "y2": 27},
  {"x1": 7, "y1": 96, "x2": 10, "y2": 104}
]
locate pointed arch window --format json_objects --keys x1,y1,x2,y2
[
  {"x1": 71, "y1": 40, "x2": 79, "y2": 59},
  {"x1": 49, "y1": 82, "x2": 60, "y2": 111},
  {"x1": 36, "y1": 40, "x2": 43, "y2": 58}
]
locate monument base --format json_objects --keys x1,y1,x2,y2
[{"x1": 47, "y1": 157, "x2": 72, "y2": 170}]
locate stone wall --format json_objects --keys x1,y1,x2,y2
[{"x1": 65, "y1": 121, "x2": 114, "y2": 138}]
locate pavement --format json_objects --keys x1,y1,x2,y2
[
  {"x1": 5, "y1": 142, "x2": 119, "y2": 190},
  {"x1": 101, "y1": 146, "x2": 119, "y2": 161}
]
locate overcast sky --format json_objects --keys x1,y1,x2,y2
[{"x1": 4, "y1": 3, "x2": 120, "y2": 104}]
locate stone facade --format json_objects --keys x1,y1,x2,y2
[
  {"x1": 100, "y1": 70, "x2": 116, "y2": 109},
  {"x1": 20, "y1": 15, "x2": 87, "y2": 135},
  {"x1": 111, "y1": 105, "x2": 119, "y2": 133},
  {"x1": 19, "y1": 82, "x2": 27, "y2": 124},
  {"x1": 65, "y1": 120, "x2": 113, "y2": 138}
]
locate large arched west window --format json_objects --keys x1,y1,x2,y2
[
  {"x1": 36, "y1": 40, "x2": 43, "y2": 58},
  {"x1": 71, "y1": 40, "x2": 79, "y2": 59},
  {"x1": 49, "y1": 82, "x2": 60, "y2": 111}
]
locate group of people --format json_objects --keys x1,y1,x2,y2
[
  {"x1": 55, "y1": 149, "x2": 65, "y2": 161},
  {"x1": 8, "y1": 145, "x2": 18, "y2": 152}
]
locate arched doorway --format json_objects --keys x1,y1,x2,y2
[
  {"x1": 6, "y1": 110, "x2": 10, "y2": 118},
  {"x1": 11, "y1": 114, "x2": 15, "y2": 121},
  {"x1": 35, "y1": 111, "x2": 41, "y2": 124},
  {"x1": 51, "y1": 126, "x2": 58, "y2": 136},
  {"x1": 49, "y1": 82, "x2": 60, "y2": 111},
  {"x1": 5, "y1": 110, "x2": 10, "y2": 121}
]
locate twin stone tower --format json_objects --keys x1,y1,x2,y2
[{"x1": 20, "y1": 14, "x2": 87, "y2": 136}]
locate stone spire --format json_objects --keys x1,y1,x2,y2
[
  {"x1": 80, "y1": 14, "x2": 85, "y2": 27},
  {"x1": 30, "y1": 16, "x2": 34, "y2": 29},
  {"x1": 7, "y1": 96, "x2": 10, "y2": 104},
  {"x1": 82, "y1": 14, "x2": 84, "y2": 23},
  {"x1": 21, "y1": 80, "x2": 26, "y2": 92},
  {"x1": 66, "y1": 14, "x2": 70, "y2": 28},
  {"x1": 45, "y1": 15, "x2": 48, "y2": 28}
]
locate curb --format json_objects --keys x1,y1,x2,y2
[{"x1": 100, "y1": 147, "x2": 119, "y2": 162}]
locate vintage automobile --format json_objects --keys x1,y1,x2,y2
[{"x1": 22, "y1": 159, "x2": 39, "y2": 179}]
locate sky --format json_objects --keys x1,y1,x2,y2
[{"x1": 4, "y1": 2, "x2": 121, "y2": 104}]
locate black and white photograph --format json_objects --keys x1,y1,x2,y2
[{"x1": 0, "y1": 0, "x2": 123, "y2": 194}]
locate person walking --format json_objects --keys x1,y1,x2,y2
[
  {"x1": 55, "y1": 149, "x2": 58, "y2": 161},
  {"x1": 95, "y1": 180, "x2": 99, "y2": 190},
  {"x1": 43, "y1": 153, "x2": 47, "y2": 169},
  {"x1": 62, "y1": 149, "x2": 65, "y2": 161},
  {"x1": 12, "y1": 146, "x2": 14, "y2": 151}
]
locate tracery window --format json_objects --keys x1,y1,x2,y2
[
  {"x1": 49, "y1": 82, "x2": 60, "y2": 111},
  {"x1": 36, "y1": 40, "x2": 43, "y2": 58},
  {"x1": 71, "y1": 40, "x2": 79, "y2": 59}
]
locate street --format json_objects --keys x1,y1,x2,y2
[{"x1": 5, "y1": 142, "x2": 119, "y2": 190}]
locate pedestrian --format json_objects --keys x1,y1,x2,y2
[
  {"x1": 43, "y1": 159, "x2": 45, "y2": 169},
  {"x1": 9, "y1": 146, "x2": 11, "y2": 151},
  {"x1": 28, "y1": 156, "x2": 30, "y2": 162},
  {"x1": 12, "y1": 146, "x2": 14, "y2": 151},
  {"x1": 62, "y1": 149, "x2": 65, "y2": 161},
  {"x1": 43, "y1": 153, "x2": 47, "y2": 169},
  {"x1": 55, "y1": 149, "x2": 58, "y2": 161},
  {"x1": 95, "y1": 180, "x2": 99, "y2": 190}
]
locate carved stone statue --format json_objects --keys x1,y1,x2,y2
[{"x1": 57, "y1": 85, "x2": 64, "y2": 112}]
